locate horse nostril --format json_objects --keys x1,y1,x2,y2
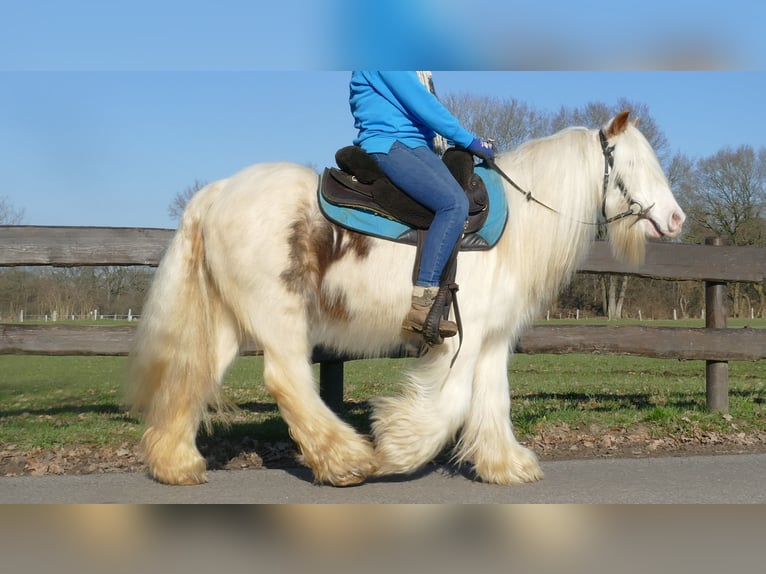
[{"x1": 670, "y1": 211, "x2": 685, "y2": 231}]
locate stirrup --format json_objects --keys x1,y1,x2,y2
[{"x1": 422, "y1": 285, "x2": 456, "y2": 346}]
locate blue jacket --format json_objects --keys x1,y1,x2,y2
[{"x1": 349, "y1": 71, "x2": 475, "y2": 154}]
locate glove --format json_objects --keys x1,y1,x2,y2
[{"x1": 466, "y1": 137, "x2": 495, "y2": 161}]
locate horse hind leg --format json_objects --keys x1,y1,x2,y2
[{"x1": 132, "y1": 303, "x2": 241, "y2": 486}]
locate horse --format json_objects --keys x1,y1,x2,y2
[{"x1": 126, "y1": 111, "x2": 685, "y2": 486}]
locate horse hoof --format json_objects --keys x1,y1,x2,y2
[
  {"x1": 329, "y1": 470, "x2": 368, "y2": 487},
  {"x1": 149, "y1": 466, "x2": 208, "y2": 486}
]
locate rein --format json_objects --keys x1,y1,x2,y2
[{"x1": 484, "y1": 129, "x2": 653, "y2": 227}]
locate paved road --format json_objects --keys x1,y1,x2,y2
[{"x1": 2, "y1": 453, "x2": 765, "y2": 503}]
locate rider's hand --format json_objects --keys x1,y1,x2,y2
[{"x1": 467, "y1": 138, "x2": 495, "y2": 161}]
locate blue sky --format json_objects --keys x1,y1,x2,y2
[{"x1": 2, "y1": 2, "x2": 765, "y2": 229}]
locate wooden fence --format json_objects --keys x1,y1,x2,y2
[{"x1": 2, "y1": 226, "x2": 766, "y2": 412}]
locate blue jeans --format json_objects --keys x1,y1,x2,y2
[{"x1": 371, "y1": 141, "x2": 469, "y2": 287}]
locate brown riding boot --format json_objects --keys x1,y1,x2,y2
[{"x1": 402, "y1": 285, "x2": 458, "y2": 341}]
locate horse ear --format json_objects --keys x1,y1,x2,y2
[{"x1": 606, "y1": 110, "x2": 631, "y2": 137}]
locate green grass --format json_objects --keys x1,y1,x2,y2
[
  {"x1": 1, "y1": 350, "x2": 764, "y2": 453},
  {"x1": 0, "y1": 356, "x2": 139, "y2": 449},
  {"x1": 508, "y1": 353, "x2": 765, "y2": 436}
]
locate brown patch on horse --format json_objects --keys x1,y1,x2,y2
[
  {"x1": 280, "y1": 213, "x2": 314, "y2": 293},
  {"x1": 606, "y1": 110, "x2": 631, "y2": 137},
  {"x1": 282, "y1": 210, "x2": 371, "y2": 321},
  {"x1": 313, "y1": 222, "x2": 371, "y2": 280},
  {"x1": 313, "y1": 223, "x2": 372, "y2": 321}
]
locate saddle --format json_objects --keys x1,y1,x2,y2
[{"x1": 321, "y1": 145, "x2": 491, "y2": 247}]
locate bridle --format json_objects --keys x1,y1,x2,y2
[
  {"x1": 597, "y1": 129, "x2": 654, "y2": 225},
  {"x1": 484, "y1": 129, "x2": 655, "y2": 227}
]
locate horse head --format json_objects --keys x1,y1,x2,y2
[{"x1": 601, "y1": 111, "x2": 686, "y2": 265}]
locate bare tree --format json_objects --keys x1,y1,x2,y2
[
  {"x1": 0, "y1": 197, "x2": 24, "y2": 320},
  {"x1": 551, "y1": 98, "x2": 670, "y2": 164},
  {"x1": 0, "y1": 196, "x2": 24, "y2": 224},
  {"x1": 686, "y1": 145, "x2": 766, "y2": 246},
  {"x1": 442, "y1": 93, "x2": 551, "y2": 151},
  {"x1": 682, "y1": 145, "x2": 766, "y2": 317},
  {"x1": 168, "y1": 179, "x2": 208, "y2": 222}
]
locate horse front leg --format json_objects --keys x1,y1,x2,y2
[
  {"x1": 456, "y1": 336, "x2": 544, "y2": 484},
  {"x1": 262, "y1": 344, "x2": 377, "y2": 486},
  {"x1": 371, "y1": 343, "x2": 474, "y2": 477}
]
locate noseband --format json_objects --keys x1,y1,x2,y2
[{"x1": 487, "y1": 129, "x2": 654, "y2": 226}]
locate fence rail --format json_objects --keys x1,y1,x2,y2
[
  {"x1": 3, "y1": 226, "x2": 766, "y2": 412},
  {"x1": 2, "y1": 225, "x2": 764, "y2": 281},
  {"x1": 3, "y1": 322, "x2": 766, "y2": 362}
]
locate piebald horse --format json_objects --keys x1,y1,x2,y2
[{"x1": 127, "y1": 111, "x2": 685, "y2": 486}]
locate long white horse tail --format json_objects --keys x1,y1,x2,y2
[{"x1": 125, "y1": 181, "x2": 232, "y2": 444}]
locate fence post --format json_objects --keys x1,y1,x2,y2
[
  {"x1": 705, "y1": 236, "x2": 729, "y2": 412},
  {"x1": 319, "y1": 360, "x2": 345, "y2": 412},
  {"x1": 311, "y1": 347, "x2": 345, "y2": 412}
]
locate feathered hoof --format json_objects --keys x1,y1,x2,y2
[
  {"x1": 149, "y1": 462, "x2": 208, "y2": 486},
  {"x1": 305, "y1": 455, "x2": 378, "y2": 487},
  {"x1": 299, "y1": 437, "x2": 378, "y2": 487},
  {"x1": 141, "y1": 426, "x2": 208, "y2": 486},
  {"x1": 325, "y1": 468, "x2": 371, "y2": 487},
  {"x1": 474, "y1": 446, "x2": 545, "y2": 485}
]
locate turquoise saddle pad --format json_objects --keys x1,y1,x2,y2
[{"x1": 317, "y1": 166, "x2": 507, "y2": 250}]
